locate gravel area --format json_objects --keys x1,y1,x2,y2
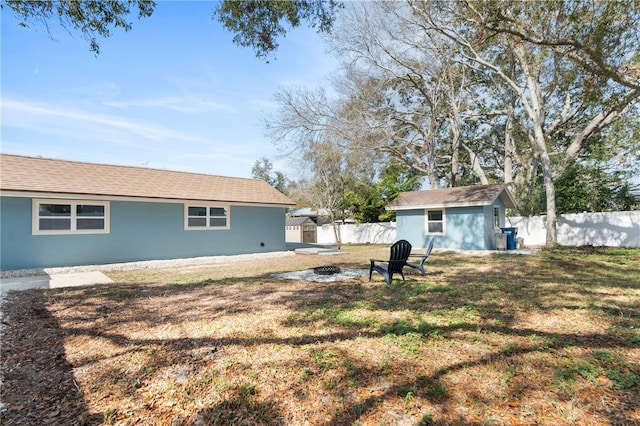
[
  {"x1": 272, "y1": 268, "x2": 369, "y2": 282},
  {"x1": 0, "y1": 251, "x2": 295, "y2": 279}
]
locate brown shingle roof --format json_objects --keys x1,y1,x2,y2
[
  {"x1": 0, "y1": 154, "x2": 295, "y2": 206},
  {"x1": 286, "y1": 217, "x2": 316, "y2": 226},
  {"x1": 386, "y1": 184, "x2": 516, "y2": 210}
]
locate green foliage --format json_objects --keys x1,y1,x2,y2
[
  {"x1": 6, "y1": 0, "x2": 340, "y2": 59},
  {"x1": 554, "y1": 163, "x2": 639, "y2": 213},
  {"x1": 345, "y1": 164, "x2": 422, "y2": 223},
  {"x1": 215, "y1": 0, "x2": 340, "y2": 60},
  {"x1": 310, "y1": 349, "x2": 339, "y2": 371},
  {"x1": 606, "y1": 367, "x2": 639, "y2": 390},
  {"x1": 556, "y1": 350, "x2": 640, "y2": 391},
  {"x1": 425, "y1": 381, "x2": 447, "y2": 398},
  {"x1": 5, "y1": 0, "x2": 156, "y2": 55},
  {"x1": 417, "y1": 413, "x2": 435, "y2": 425},
  {"x1": 517, "y1": 161, "x2": 639, "y2": 215},
  {"x1": 384, "y1": 331, "x2": 424, "y2": 357},
  {"x1": 300, "y1": 368, "x2": 313, "y2": 381},
  {"x1": 250, "y1": 157, "x2": 288, "y2": 194}
]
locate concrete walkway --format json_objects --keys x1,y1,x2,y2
[{"x1": 0, "y1": 271, "x2": 113, "y2": 295}]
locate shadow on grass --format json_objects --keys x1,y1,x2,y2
[
  {"x1": 170, "y1": 394, "x2": 284, "y2": 425},
  {"x1": 1, "y1": 290, "x2": 102, "y2": 426}
]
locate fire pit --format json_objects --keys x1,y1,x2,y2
[
  {"x1": 272, "y1": 267, "x2": 368, "y2": 282},
  {"x1": 313, "y1": 265, "x2": 341, "y2": 275}
]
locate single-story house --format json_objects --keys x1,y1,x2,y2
[
  {"x1": 0, "y1": 154, "x2": 295, "y2": 270},
  {"x1": 386, "y1": 184, "x2": 516, "y2": 250},
  {"x1": 285, "y1": 216, "x2": 317, "y2": 243}
]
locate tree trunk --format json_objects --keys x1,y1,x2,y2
[
  {"x1": 516, "y1": 44, "x2": 558, "y2": 245},
  {"x1": 329, "y1": 210, "x2": 342, "y2": 244},
  {"x1": 533, "y1": 128, "x2": 558, "y2": 245},
  {"x1": 504, "y1": 98, "x2": 516, "y2": 184},
  {"x1": 541, "y1": 163, "x2": 558, "y2": 245},
  {"x1": 461, "y1": 143, "x2": 489, "y2": 184},
  {"x1": 447, "y1": 78, "x2": 462, "y2": 186}
]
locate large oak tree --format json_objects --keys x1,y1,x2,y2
[{"x1": 268, "y1": 1, "x2": 640, "y2": 245}]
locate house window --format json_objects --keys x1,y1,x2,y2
[
  {"x1": 493, "y1": 206, "x2": 501, "y2": 228},
  {"x1": 425, "y1": 209, "x2": 445, "y2": 234},
  {"x1": 185, "y1": 204, "x2": 229, "y2": 230},
  {"x1": 33, "y1": 199, "x2": 109, "y2": 235}
]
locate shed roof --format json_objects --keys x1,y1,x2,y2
[
  {"x1": 0, "y1": 154, "x2": 295, "y2": 206},
  {"x1": 286, "y1": 217, "x2": 316, "y2": 226},
  {"x1": 386, "y1": 184, "x2": 516, "y2": 210}
]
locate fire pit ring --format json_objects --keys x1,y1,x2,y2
[{"x1": 313, "y1": 266, "x2": 341, "y2": 275}]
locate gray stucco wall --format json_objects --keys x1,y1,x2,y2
[
  {"x1": 396, "y1": 206, "x2": 493, "y2": 250},
  {"x1": 0, "y1": 197, "x2": 287, "y2": 270},
  {"x1": 395, "y1": 209, "x2": 430, "y2": 249},
  {"x1": 484, "y1": 198, "x2": 507, "y2": 249}
]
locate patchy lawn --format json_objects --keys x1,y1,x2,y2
[{"x1": 1, "y1": 245, "x2": 639, "y2": 425}]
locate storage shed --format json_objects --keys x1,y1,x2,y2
[
  {"x1": 386, "y1": 184, "x2": 516, "y2": 250},
  {"x1": 285, "y1": 216, "x2": 317, "y2": 243}
]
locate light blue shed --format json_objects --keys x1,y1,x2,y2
[
  {"x1": 0, "y1": 154, "x2": 295, "y2": 270},
  {"x1": 386, "y1": 184, "x2": 516, "y2": 250}
]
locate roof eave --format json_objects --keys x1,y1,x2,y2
[
  {"x1": 0, "y1": 189, "x2": 295, "y2": 207},
  {"x1": 497, "y1": 187, "x2": 517, "y2": 209},
  {"x1": 387, "y1": 185, "x2": 517, "y2": 211},
  {"x1": 387, "y1": 201, "x2": 488, "y2": 211}
]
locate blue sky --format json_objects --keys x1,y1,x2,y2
[{"x1": 1, "y1": 2, "x2": 337, "y2": 178}]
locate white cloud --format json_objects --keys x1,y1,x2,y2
[
  {"x1": 103, "y1": 97, "x2": 192, "y2": 112},
  {"x1": 2, "y1": 98, "x2": 212, "y2": 145},
  {"x1": 103, "y1": 96, "x2": 240, "y2": 114}
]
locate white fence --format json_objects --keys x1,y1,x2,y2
[
  {"x1": 317, "y1": 211, "x2": 640, "y2": 248},
  {"x1": 317, "y1": 222, "x2": 397, "y2": 245},
  {"x1": 509, "y1": 211, "x2": 640, "y2": 247}
]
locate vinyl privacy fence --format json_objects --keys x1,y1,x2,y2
[
  {"x1": 318, "y1": 222, "x2": 397, "y2": 245},
  {"x1": 317, "y1": 211, "x2": 640, "y2": 248},
  {"x1": 509, "y1": 211, "x2": 640, "y2": 247}
]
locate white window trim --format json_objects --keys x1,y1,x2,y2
[
  {"x1": 184, "y1": 203, "x2": 230, "y2": 231},
  {"x1": 32, "y1": 199, "x2": 110, "y2": 235},
  {"x1": 493, "y1": 206, "x2": 502, "y2": 228},
  {"x1": 425, "y1": 208, "x2": 446, "y2": 235}
]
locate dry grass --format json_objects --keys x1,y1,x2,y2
[{"x1": 1, "y1": 245, "x2": 639, "y2": 425}]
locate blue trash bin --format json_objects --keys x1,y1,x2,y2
[{"x1": 500, "y1": 227, "x2": 518, "y2": 250}]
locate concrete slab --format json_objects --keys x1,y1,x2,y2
[
  {"x1": 294, "y1": 247, "x2": 345, "y2": 255},
  {"x1": 0, "y1": 271, "x2": 113, "y2": 294},
  {"x1": 433, "y1": 248, "x2": 540, "y2": 256}
]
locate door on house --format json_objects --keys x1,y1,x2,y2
[{"x1": 302, "y1": 224, "x2": 316, "y2": 243}]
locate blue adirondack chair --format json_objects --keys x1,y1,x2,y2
[
  {"x1": 406, "y1": 238, "x2": 434, "y2": 276},
  {"x1": 369, "y1": 239, "x2": 412, "y2": 284}
]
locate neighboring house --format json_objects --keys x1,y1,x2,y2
[
  {"x1": 288, "y1": 207, "x2": 332, "y2": 226},
  {"x1": 386, "y1": 184, "x2": 516, "y2": 250},
  {"x1": 0, "y1": 154, "x2": 295, "y2": 270},
  {"x1": 288, "y1": 206, "x2": 356, "y2": 225},
  {"x1": 285, "y1": 216, "x2": 317, "y2": 243}
]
